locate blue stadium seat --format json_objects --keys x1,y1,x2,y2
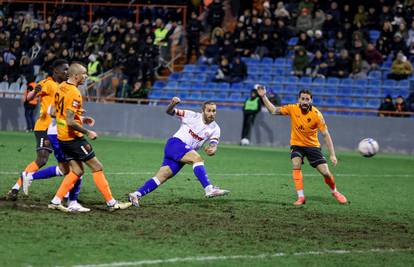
[
  {"x1": 312, "y1": 87, "x2": 326, "y2": 96},
  {"x1": 285, "y1": 76, "x2": 299, "y2": 85},
  {"x1": 337, "y1": 98, "x2": 352, "y2": 107},
  {"x1": 366, "y1": 99, "x2": 381, "y2": 109},
  {"x1": 215, "y1": 92, "x2": 228, "y2": 101},
  {"x1": 325, "y1": 86, "x2": 338, "y2": 95},
  {"x1": 366, "y1": 88, "x2": 382, "y2": 97},
  {"x1": 152, "y1": 81, "x2": 166, "y2": 90},
  {"x1": 368, "y1": 71, "x2": 381, "y2": 80},
  {"x1": 229, "y1": 92, "x2": 244, "y2": 102},
  {"x1": 231, "y1": 83, "x2": 243, "y2": 91},
  {"x1": 0, "y1": 81, "x2": 8, "y2": 91},
  {"x1": 189, "y1": 92, "x2": 202, "y2": 100},
  {"x1": 299, "y1": 76, "x2": 312, "y2": 85},
  {"x1": 202, "y1": 92, "x2": 214, "y2": 99},
  {"x1": 353, "y1": 79, "x2": 368, "y2": 88},
  {"x1": 282, "y1": 95, "x2": 296, "y2": 104},
  {"x1": 339, "y1": 78, "x2": 353, "y2": 88},
  {"x1": 326, "y1": 77, "x2": 340, "y2": 86},
  {"x1": 367, "y1": 79, "x2": 381, "y2": 89},
  {"x1": 169, "y1": 72, "x2": 181, "y2": 81},
  {"x1": 337, "y1": 87, "x2": 352, "y2": 96},
  {"x1": 288, "y1": 37, "x2": 298, "y2": 46},
  {"x1": 312, "y1": 97, "x2": 323, "y2": 106},
  {"x1": 183, "y1": 64, "x2": 196, "y2": 73},
  {"x1": 273, "y1": 76, "x2": 286, "y2": 84},
  {"x1": 351, "y1": 88, "x2": 366, "y2": 96},
  {"x1": 396, "y1": 79, "x2": 410, "y2": 89},
  {"x1": 165, "y1": 81, "x2": 179, "y2": 90},
  {"x1": 312, "y1": 77, "x2": 325, "y2": 86},
  {"x1": 217, "y1": 83, "x2": 230, "y2": 90},
  {"x1": 149, "y1": 90, "x2": 163, "y2": 99},
  {"x1": 324, "y1": 97, "x2": 338, "y2": 107},
  {"x1": 369, "y1": 30, "x2": 380, "y2": 42},
  {"x1": 350, "y1": 98, "x2": 366, "y2": 108}
]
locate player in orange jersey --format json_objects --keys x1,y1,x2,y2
[
  {"x1": 48, "y1": 62, "x2": 131, "y2": 212},
  {"x1": 257, "y1": 85, "x2": 347, "y2": 205},
  {"x1": 6, "y1": 59, "x2": 69, "y2": 201}
]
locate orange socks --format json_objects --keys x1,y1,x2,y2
[
  {"x1": 16, "y1": 161, "x2": 39, "y2": 186},
  {"x1": 56, "y1": 172, "x2": 80, "y2": 199},
  {"x1": 293, "y1": 169, "x2": 304, "y2": 191},
  {"x1": 293, "y1": 169, "x2": 304, "y2": 198},
  {"x1": 324, "y1": 175, "x2": 337, "y2": 192},
  {"x1": 92, "y1": 171, "x2": 113, "y2": 202}
]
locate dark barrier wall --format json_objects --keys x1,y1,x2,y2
[{"x1": 1, "y1": 98, "x2": 413, "y2": 154}]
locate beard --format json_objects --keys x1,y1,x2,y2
[{"x1": 300, "y1": 103, "x2": 311, "y2": 113}]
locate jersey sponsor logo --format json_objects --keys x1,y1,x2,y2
[{"x1": 189, "y1": 129, "x2": 203, "y2": 141}]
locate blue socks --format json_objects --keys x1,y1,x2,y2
[
  {"x1": 137, "y1": 177, "x2": 161, "y2": 197},
  {"x1": 69, "y1": 177, "x2": 82, "y2": 201},
  {"x1": 193, "y1": 162, "x2": 211, "y2": 189},
  {"x1": 32, "y1": 166, "x2": 62, "y2": 180}
]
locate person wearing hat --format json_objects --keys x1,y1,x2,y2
[{"x1": 388, "y1": 52, "x2": 413, "y2": 80}]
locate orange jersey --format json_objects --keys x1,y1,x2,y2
[
  {"x1": 280, "y1": 104, "x2": 327, "y2": 147},
  {"x1": 34, "y1": 77, "x2": 58, "y2": 131},
  {"x1": 55, "y1": 82, "x2": 84, "y2": 141}
]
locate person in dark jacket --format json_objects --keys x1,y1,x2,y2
[
  {"x1": 378, "y1": 95, "x2": 396, "y2": 117},
  {"x1": 230, "y1": 55, "x2": 247, "y2": 83},
  {"x1": 240, "y1": 88, "x2": 262, "y2": 145},
  {"x1": 186, "y1": 12, "x2": 203, "y2": 63}
]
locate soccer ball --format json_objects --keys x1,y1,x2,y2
[{"x1": 358, "y1": 138, "x2": 379, "y2": 157}]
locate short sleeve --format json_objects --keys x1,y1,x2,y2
[
  {"x1": 67, "y1": 92, "x2": 82, "y2": 114},
  {"x1": 210, "y1": 126, "x2": 221, "y2": 142},
  {"x1": 175, "y1": 109, "x2": 196, "y2": 119},
  {"x1": 279, "y1": 104, "x2": 291, "y2": 115},
  {"x1": 317, "y1": 112, "x2": 327, "y2": 132}
]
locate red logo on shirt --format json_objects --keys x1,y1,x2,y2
[{"x1": 189, "y1": 129, "x2": 203, "y2": 141}]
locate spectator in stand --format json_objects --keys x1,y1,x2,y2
[
  {"x1": 353, "y1": 5, "x2": 368, "y2": 26},
  {"x1": 395, "y1": 95, "x2": 410, "y2": 117},
  {"x1": 308, "y1": 50, "x2": 328, "y2": 78},
  {"x1": 350, "y1": 53, "x2": 370, "y2": 79},
  {"x1": 333, "y1": 31, "x2": 348, "y2": 52},
  {"x1": 335, "y1": 49, "x2": 351, "y2": 78},
  {"x1": 406, "y1": 91, "x2": 414, "y2": 111},
  {"x1": 201, "y1": 38, "x2": 219, "y2": 65},
  {"x1": 268, "y1": 32, "x2": 286, "y2": 59},
  {"x1": 325, "y1": 49, "x2": 338, "y2": 77},
  {"x1": 366, "y1": 6, "x2": 379, "y2": 30},
  {"x1": 406, "y1": 20, "x2": 414, "y2": 46},
  {"x1": 310, "y1": 30, "x2": 327, "y2": 54},
  {"x1": 186, "y1": 12, "x2": 202, "y2": 64},
  {"x1": 391, "y1": 32, "x2": 408, "y2": 56},
  {"x1": 124, "y1": 46, "x2": 140, "y2": 84},
  {"x1": 131, "y1": 81, "x2": 150, "y2": 102},
  {"x1": 5, "y1": 58, "x2": 19, "y2": 83},
  {"x1": 234, "y1": 31, "x2": 252, "y2": 57},
  {"x1": 298, "y1": 0, "x2": 314, "y2": 14},
  {"x1": 388, "y1": 52, "x2": 413, "y2": 80},
  {"x1": 19, "y1": 55, "x2": 34, "y2": 82},
  {"x1": 140, "y1": 35, "x2": 158, "y2": 85},
  {"x1": 214, "y1": 57, "x2": 231, "y2": 83},
  {"x1": 230, "y1": 55, "x2": 247, "y2": 83},
  {"x1": 22, "y1": 81, "x2": 37, "y2": 132},
  {"x1": 292, "y1": 46, "x2": 309, "y2": 77},
  {"x1": 350, "y1": 31, "x2": 367, "y2": 56},
  {"x1": 220, "y1": 38, "x2": 235, "y2": 61},
  {"x1": 115, "y1": 78, "x2": 131, "y2": 99},
  {"x1": 297, "y1": 31, "x2": 312, "y2": 52},
  {"x1": 378, "y1": 95, "x2": 396, "y2": 117},
  {"x1": 364, "y1": 43, "x2": 383, "y2": 70},
  {"x1": 296, "y1": 8, "x2": 313, "y2": 34},
  {"x1": 274, "y1": 2, "x2": 290, "y2": 19},
  {"x1": 0, "y1": 56, "x2": 7, "y2": 81},
  {"x1": 207, "y1": 0, "x2": 225, "y2": 29},
  {"x1": 312, "y1": 10, "x2": 326, "y2": 33}
]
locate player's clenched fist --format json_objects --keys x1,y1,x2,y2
[
  {"x1": 171, "y1": 97, "x2": 181, "y2": 104},
  {"x1": 255, "y1": 84, "x2": 266, "y2": 97}
]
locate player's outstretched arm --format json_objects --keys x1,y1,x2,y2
[
  {"x1": 256, "y1": 84, "x2": 282, "y2": 115},
  {"x1": 166, "y1": 97, "x2": 181, "y2": 116},
  {"x1": 66, "y1": 110, "x2": 97, "y2": 140},
  {"x1": 321, "y1": 129, "x2": 337, "y2": 166}
]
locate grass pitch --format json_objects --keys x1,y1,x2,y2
[{"x1": 0, "y1": 131, "x2": 413, "y2": 267}]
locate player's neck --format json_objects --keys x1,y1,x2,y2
[{"x1": 66, "y1": 78, "x2": 78, "y2": 86}]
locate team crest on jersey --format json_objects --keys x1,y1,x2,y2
[
  {"x1": 72, "y1": 100, "x2": 80, "y2": 108},
  {"x1": 307, "y1": 118, "x2": 311, "y2": 123}
]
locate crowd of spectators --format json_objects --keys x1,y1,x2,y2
[{"x1": 0, "y1": 6, "x2": 184, "y2": 99}]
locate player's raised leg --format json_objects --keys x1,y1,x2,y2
[
  {"x1": 180, "y1": 150, "x2": 229, "y2": 198},
  {"x1": 291, "y1": 156, "x2": 306, "y2": 206},
  {"x1": 316, "y1": 163, "x2": 347, "y2": 204}
]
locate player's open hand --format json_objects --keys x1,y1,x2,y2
[
  {"x1": 87, "y1": 130, "x2": 98, "y2": 140},
  {"x1": 330, "y1": 155, "x2": 338, "y2": 166},
  {"x1": 82, "y1": 116, "x2": 95, "y2": 127},
  {"x1": 255, "y1": 84, "x2": 266, "y2": 97},
  {"x1": 171, "y1": 97, "x2": 181, "y2": 105}
]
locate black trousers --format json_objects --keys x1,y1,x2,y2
[
  {"x1": 241, "y1": 112, "x2": 257, "y2": 139},
  {"x1": 24, "y1": 104, "x2": 36, "y2": 131}
]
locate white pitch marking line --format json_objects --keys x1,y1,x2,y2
[
  {"x1": 64, "y1": 248, "x2": 414, "y2": 267},
  {"x1": 0, "y1": 171, "x2": 412, "y2": 177}
]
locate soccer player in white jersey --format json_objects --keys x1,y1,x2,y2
[{"x1": 128, "y1": 97, "x2": 229, "y2": 206}]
